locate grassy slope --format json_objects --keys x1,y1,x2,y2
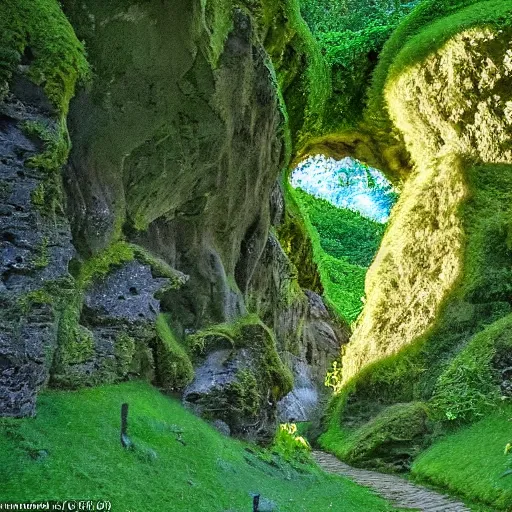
[
  {"x1": 412, "y1": 405, "x2": 512, "y2": 510},
  {"x1": 0, "y1": 381, "x2": 396, "y2": 512},
  {"x1": 292, "y1": 187, "x2": 385, "y2": 324}
]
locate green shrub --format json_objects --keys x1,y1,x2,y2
[{"x1": 273, "y1": 423, "x2": 312, "y2": 463}]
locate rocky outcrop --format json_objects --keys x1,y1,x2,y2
[
  {"x1": 345, "y1": 24, "x2": 512, "y2": 382},
  {"x1": 319, "y1": 4, "x2": 512, "y2": 471}
]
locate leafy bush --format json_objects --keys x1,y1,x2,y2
[{"x1": 273, "y1": 423, "x2": 312, "y2": 463}]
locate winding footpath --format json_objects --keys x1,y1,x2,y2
[{"x1": 312, "y1": 451, "x2": 471, "y2": 512}]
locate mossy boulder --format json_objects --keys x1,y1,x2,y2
[
  {"x1": 325, "y1": 402, "x2": 430, "y2": 472},
  {"x1": 183, "y1": 317, "x2": 293, "y2": 443}
]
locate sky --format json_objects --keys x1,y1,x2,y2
[{"x1": 290, "y1": 155, "x2": 397, "y2": 223}]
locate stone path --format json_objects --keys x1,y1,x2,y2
[{"x1": 312, "y1": 451, "x2": 471, "y2": 511}]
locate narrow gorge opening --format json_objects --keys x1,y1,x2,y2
[{"x1": 290, "y1": 155, "x2": 398, "y2": 324}]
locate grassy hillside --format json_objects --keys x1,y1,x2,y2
[
  {"x1": 292, "y1": 187, "x2": 386, "y2": 323},
  {"x1": 412, "y1": 405, "x2": 512, "y2": 510},
  {"x1": 0, "y1": 381, "x2": 397, "y2": 512}
]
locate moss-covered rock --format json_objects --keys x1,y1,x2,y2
[
  {"x1": 323, "y1": 402, "x2": 430, "y2": 472},
  {"x1": 344, "y1": 23, "x2": 512, "y2": 383},
  {"x1": 320, "y1": 7, "x2": 512, "y2": 470},
  {"x1": 183, "y1": 316, "x2": 293, "y2": 442},
  {"x1": 154, "y1": 314, "x2": 194, "y2": 392}
]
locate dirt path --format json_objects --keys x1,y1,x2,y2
[{"x1": 312, "y1": 451, "x2": 472, "y2": 511}]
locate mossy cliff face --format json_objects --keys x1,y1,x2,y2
[
  {"x1": 322, "y1": 8, "x2": 512, "y2": 471},
  {"x1": 0, "y1": 0, "x2": 88, "y2": 416},
  {"x1": 345, "y1": 24, "x2": 512, "y2": 382},
  {"x1": 0, "y1": 0, "x2": 343, "y2": 438}
]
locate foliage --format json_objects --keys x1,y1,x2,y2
[
  {"x1": 294, "y1": 188, "x2": 386, "y2": 266},
  {"x1": 296, "y1": 0, "x2": 418, "y2": 129},
  {"x1": 430, "y1": 315, "x2": 512, "y2": 423},
  {"x1": 325, "y1": 360, "x2": 344, "y2": 395},
  {"x1": 300, "y1": 0, "x2": 415, "y2": 34},
  {"x1": 412, "y1": 405, "x2": 512, "y2": 509},
  {"x1": 273, "y1": 423, "x2": 312, "y2": 464},
  {"x1": 276, "y1": 0, "x2": 332, "y2": 146},
  {"x1": 292, "y1": 186, "x2": 386, "y2": 323},
  {"x1": 0, "y1": 382, "x2": 398, "y2": 511}
]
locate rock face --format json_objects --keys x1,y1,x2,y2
[
  {"x1": 0, "y1": 0, "x2": 344, "y2": 439},
  {"x1": 51, "y1": 261, "x2": 170, "y2": 389},
  {"x1": 0, "y1": 91, "x2": 75, "y2": 416},
  {"x1": 321, "y1": 11, "x2": 512, "y2": 471}
]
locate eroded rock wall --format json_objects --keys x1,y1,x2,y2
[{"x1": 0, "y1": 0, "x2": 343, "y2": 439}]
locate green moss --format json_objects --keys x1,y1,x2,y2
[
  {"x1": 114, "y1": 333, "x2": 137, "y2": 377},
  {"x1": 77, "y1": 242, "x2": 136, "y2": 289},
  {"x1": 32, "y1": 237, "x2": 50, "y2": 269},
  {"x1": 77, "y1": 241, "x2": 187, "y2": 290},
  {"x1": 22, "y1": 120, "x2": 69, "y2": 217},
  {"x1": 131, "y1": 245, "x2": 188, "y2": 287},
  {"x1": 200, "y1": 369, "x2": 261, "y2": 422},
  {"x1": 154, "y1": 314, "x2": 194, "y2": 392},
  {"x1": 262, "y1": 0, "x2": 331, "y2": 149},
  {"x1": 0, "y1": 2, "x2": 89, "y2": 221},
  {"x1": 187, "y1": 313, "x2": 261, "y2": 354},
  {"x1": 277, "y1": 180, "x2": 323, "y2": 292},
  {"x1": 188, "y1": 316, "x2": 293, "y2": 402},
  {"x1": 0, "y1": 0, "x2": 90, "y2": 113},
  {"x1": 54, "y1": 297, "x2": 94, "y2": 367},
  {"x1": 23, "y1": 121, "x2": 70, "y2": 173},
  {"x1": 18, "y1": 289, "x2": 54, "y2": 315},
  {"x1": 367, "y1": 0, "x2": 512, "y2": 129},
  {"x1": 30, "y1": 183, "x2": 46, "y2": 209},
  {"x1": 202, "y1": 0, "x2": 235, "y2": 66},
  {"x1": 431, "y1": 314, "x2": 512, "y2": 423}
]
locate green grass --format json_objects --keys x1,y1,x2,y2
[
  {"x1": 0, "y1": 382, "x2": 398, "y2": 512},
  {"x1": 412, "y1": 405, "x2": 512, "y2": 510},
  {"x1": 291, "y1": 187, "x2": 386, "y2": 323}
]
